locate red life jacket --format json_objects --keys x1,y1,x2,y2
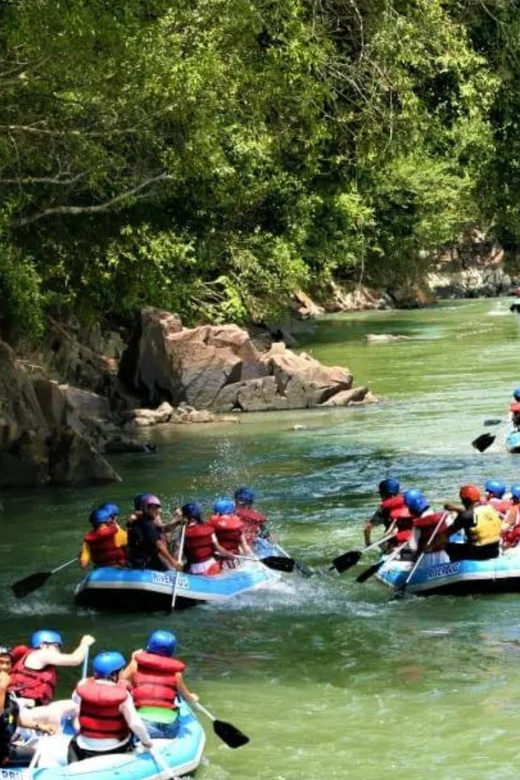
[
  {"x1": 511, "y1": 402, "x2": 520, "y2": 413},
  {"x1": 486, "y1": 497, "x2": 511, "y2": 516},
  {"x1": 209, "y1": 514, "x2": 244, "y2": 554},
  {"x1": 236, "y1": 506, "x2": 267, "y2": 544},
  {"x1": 184, "y1": 523, "x2": 215, "y2": 564},
  {"x1": 391, "y1": 506, "x2": 414, "y2": 544},
  {"x1": 84, "y1": 524, "x2": 126, "y2": 567},
  {"x1": 413, "y1": 512, "x2": 449, "y2": 552},
  {"x1": 8, "y1": 650, "x2": 58, "y2": 705},
  {"x1": 132, "y1": 651, "x2": 185, "y2": 710},
  {"x1": 77, "y1": 680, "x2": 129, "y2": 741}
]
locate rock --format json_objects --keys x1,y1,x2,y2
[
  {"x1": 120, "y1": 402, "x2": 175, "y2": 427},
  {"x1": 291, "y1": 290, "x2": 324, "y2": 318},
  {"x1": 322, "y1": 283, "x2": 393, "y2": 313},
  {"x1": 365, "y1": 334, "x2": 411, "y2": 343},
  {"x1": 320, "y1": 386, "x2": 370, "y2": 407},
  {"x1": 48, "y1": 426, "x2": 121, "y2": 485},
  {"x1": 104, "y1": 436, "x2": 157, "y2": 454},
  {"x1": 59, "y1": 386, "x2": 111, "y2": 420}
]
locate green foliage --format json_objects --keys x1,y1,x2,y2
[{"x1": 0, "y1": 0, "x2": 519, "y2": 341}]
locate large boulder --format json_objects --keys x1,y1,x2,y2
[
  {"x1": 120, "y1": 309, "x2": 373, "y2": 413},
  {"x1": 0, "y1": 340, "x2": 120, "y2": 487}
]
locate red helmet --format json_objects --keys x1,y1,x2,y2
[{"x1": 459, "y1": 484, "x2": 481, "y2": 503}]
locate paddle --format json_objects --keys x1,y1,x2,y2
[
  {"x1": 149, "y1": 746, "x2": 181, "y2": 780},
  {"x1": 391, "y1": 514, "x2": 447, "y2": 600},
  {"x1": 271, "y1": 542, "x2": 314, "y2": 578},
  {"x1": 234, "y1": 555, "x2": 295, "y2": 573},
  {"x1": 484, "y1": 418, "x2": 504, "y2": 426},
  {"x1": 472, "y1": 421, "x2": 511, "y2": 452},
  {"x1": 12, "y1": 557, "x2": 78, "y2": 598},
  {"x1": 193, "y1": 701, "x2": 249, "y2": 749},
  {"x1": 355, "y1": 541, "x2": 409, "y2": 583},
  {"x1": 330, "y1": 531, "x2": 396, "y2": 574},
  {"x1": 170, "y1": 523, "x2": 186, "y2": 612}
]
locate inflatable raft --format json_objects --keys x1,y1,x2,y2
[
  {"x1": 74, "y1": 538, "x2": 284, "y2": 611},
  {"x1": 7, "y1": 700, "x2": 205, "y2": 780},
  {"x1": 505, "y1": 429, "x2": 520, "y2": 453},
  {"x1": 375, "y1": 547, "x2": 520, "y2": 596}
]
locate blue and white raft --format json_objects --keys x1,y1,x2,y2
[
  {"x1": 74, "y1": 538, "x2": 284, "y2": 611},
  {"x1": 375, "y1": 548, "x2": 520, "y2": 596},
  {"x1": 505, "y1": 429, "x2": 520, "y2": 453},
  {"x1": 7, "y1": 700, "x2": 205, "y2": 780}
]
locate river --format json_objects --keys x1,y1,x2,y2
[{"x1": 2, "y1": 298, "x2": 520, "y2": 779}]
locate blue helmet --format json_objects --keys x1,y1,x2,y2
[
  {"x1": 511, "y1": 483, "x2": 520, "y2": 500},
  {"x1": 133, "y1": 493, "x2": 146, "y2": 511},
  {"x1": 89, "y1": 507, "x2": 111, "y2": 526},
  {"x1": 378, "y1": 478, "x2": 400, "y2": 497},
  {"x1": 234, "y1": 487, "x2": 256, "y2": 504},
  {"x1": 146, "y1": 630, "x2": 177, "y2": 657},
  {"x1": 485, "y1": 479, "x2": 506, "y2": 498},
  {"x1": 31, "y1": 630, "x2": 63, "y2": 648},
  {"x1": 181, "y1": 502, "x2": 203, "y2": 520},
  {"x1": 406, "y1": 494, "x2": 429, "y2": 516},
  {"x1": 403, "y1": 488, "x2": 423, "y2": 506},
  {"x1": 92, "y1": 651, "x2": 126, "y2": 679},
  {"x1": 213, "y1": 498, "x2": 235, "y2": 515},
  {"x1": 99, "y1": 502, "x2": 121, "y2": 518},
  {"x1": 514, "y1": 387, "x2": 520, "y2": 401}
]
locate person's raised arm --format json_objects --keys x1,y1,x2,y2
[{"x1": 35, "y1": 635, "x2": 95, "y2": 668}]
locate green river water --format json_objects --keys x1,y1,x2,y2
[{"x1": 3, "y1": 297, "x2": 520, "y2": 779}]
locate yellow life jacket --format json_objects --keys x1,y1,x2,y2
[{"x1": 468, "y1": 505, "x2": 502, "y2": 545}]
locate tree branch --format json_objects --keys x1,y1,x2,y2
[{"x1": 13, "y1": 173, "x2": 172, "y2": 227}]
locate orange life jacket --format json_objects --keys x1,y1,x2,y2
[
  {"x1": 209, "y1": 514, "x2": 244, "y2": 554},
  {"x1": 8, "y1": 650, "x2": 58, "y2": 705},
  {"x1": 132, "y1": 651, "x2": 185, "y2": 710},
  {"x1": 84, "y1": 524, "x2": 126, "y2": 567},
  {"x1": 77, "y1": 680, "x2": 129, "y2": 741},
  {"x1": 184, "y1": 523, "x2": 215, "y2": 564}
]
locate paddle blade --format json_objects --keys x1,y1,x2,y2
[
  {"x1": 331, "y1": 550, "x2": 362, "y2": 574},
  {"x1": 484, "y1": 418, "x2": 503, "y2": 426},
  {"x1": 11, "y1": 571, "x2": 51, "y2": 598},
  {"x1": 213, "y1": 718, "x2": 250, "y2": 749},
  {"x1": 261, "y1": 556, "x2": 294, "y2": 573},
  {"x1": 355, "y1": 559, "x2": 384, "y2": 583},
  {"x1": 471, "y1": 432, "x2": 495, "y2": 452}
]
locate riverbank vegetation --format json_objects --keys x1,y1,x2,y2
[{"x1": 0, "y1": 0, "x2": 518, "y2": 340}]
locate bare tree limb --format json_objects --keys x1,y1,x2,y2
[
  {"x1": 0, "y1": 172, "x2": 87, "y2": 185},
  {"x1": 13, "y1": 172, "x2": 172, "y2": 227}
]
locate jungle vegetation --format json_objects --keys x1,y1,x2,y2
[{"x1": 0, "y1": 0, "x2": 518, "y2": 340}]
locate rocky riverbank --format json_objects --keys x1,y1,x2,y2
[{"x1": 0, "y1": 308, "x2": 376, "y2": 488}]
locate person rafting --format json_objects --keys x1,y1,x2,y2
[
  {"x1": 501, "y1": 483, "x2": 520, "y2": 549},
  {"x1": 0, "y1": 647, "x2": 54, "y2": 767},
  {"x1": 8, "y1": 631, "x2": 95, "y2": 708},
  {"x1": 445, "y1": 484, "x2": 501, "y2": 561},
  {"x1": 121, "y1": 630, "x2": 198, "y2": 739},
  {"x1": 209, "y1": 498, "x2": 253, "y2": 568},
  {"x1": 182, "y1": 502, "x2": 232, "y2": 575},
  {"x1": 405, "y1": 492, "x2": 451, "y2": 565},
  {"x1": 510, "y1": 387, "x2": 520, "y2": 430},
  {"x1": 127, "y1": 494, "x2": 184, "y2": 572},
  {"x1": 68, "y1": 651, "x2": 153, "y2": 763},
  {"x1": 483, "y1": 479, "x2": 511, "y2": 516},
  {"x1": 363, "y1": 478, "x2": 405, "y2": 547},
  {"x1": 80, "y1": 505, "x2": 128, "y2": 569},
  {"x1": 234, "y1": 487, "x2": 269, "y2": 544}
]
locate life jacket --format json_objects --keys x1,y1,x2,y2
[
  {"x1": 486, "y1": 497, "x2": 511, "y2": 516},
  {"x1": 510, "y1": 402, "x2": 520, "y2": 413},
  {"x1": 236, "y1": 506, "x2": 267, "y2": 544},
  {"x1": 0, "y1": 692, "x2": 19, "y2": 764},
  {"x1": 8, "y1": 650, "x2": 58, "y2": 705},
  {"x1": 390, "y1": 506, "x2": 414, "y2": 544},
  {"x1": 132, "y1": 651, "x2": 185, "y2": 710},
  {"x1": 209, "y1": 514, "x2": 244, "y2": 554},
  {"x1": 84, "y1": 524, "x2": 126, "y2": 567},
  {"x1": 380, "y1": 495, "x2": 405, "y2": 528},
  {"x1": 413, "y1": 511, "x2": 450, "y2": 552},
  {"x1": 76, "y1": 679, "x2": 130, "y2": 741},
  {"x1": 468, "y1": 505, "x2": 502, "y2": 546},
  {"x1": 184, "y1": 523, "x2": 215, "y2": 564}
]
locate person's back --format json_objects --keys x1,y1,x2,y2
[
  {"x1": 446, "y1": 485, "x2": 501, "y2": 561},
  {"x1": 81, "y1": 506, "x2": 127, "y2": 569},
  {"x1": 69, "y1": 651, "x2": 151, "y2": 763},
  {"x1": 234, "y1": 487, "x2": 268, "y2": 544},
  {"x1": 182, "y1": 503, "x2": 223, "y2": 575},
  {"x1": 124, "y1": 630, "x2": 197, "y2": 739}
]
